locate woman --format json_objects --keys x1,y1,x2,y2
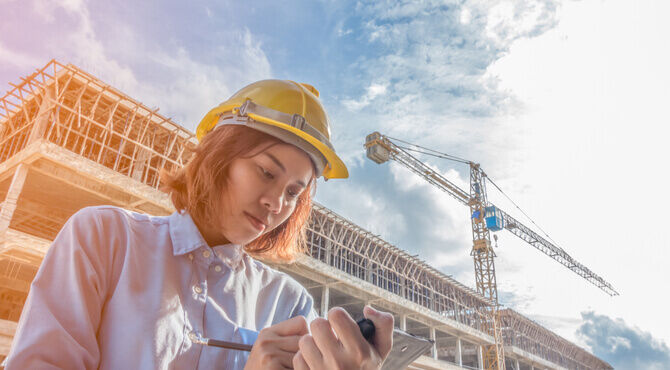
[{"x1": 5, "y1": 80, "x2": 393, "y2": 369}]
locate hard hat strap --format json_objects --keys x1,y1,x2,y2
[
  {"x1": 213, "y1": 103, "x2": 329, "y2": 176},
  {"x1": 236, "y1": 100, "x2": 335, "y2": 152}
]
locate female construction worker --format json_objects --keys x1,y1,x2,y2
[{"x1": 4, "y1": 80, "x2": 393, "y2": 369}]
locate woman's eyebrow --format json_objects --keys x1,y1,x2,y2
[
  {"x1": 264, "y1": 153, "x2": 286, "y2": 172},
  {"x1": 264, "y1": 153, "x2": 307, "y2": 187}
]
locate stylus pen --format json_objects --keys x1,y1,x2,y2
[
  {"x1": 195, "y1": 318, "x2": 375, "y2": 352},
  {"x1": 192, "y1": 335, "x2": 253, "y2": 352}
]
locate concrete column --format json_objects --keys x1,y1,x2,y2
[
  {"x1": 478, "y1": 345, "x2": 484, "y2": 370},
  {"x1": 321, "y1": 285, "x2": 330, "y2": 318},
  {"x1": 430, "y1": 327, "x2": 437, "y2": 360},
  {"x1": 456, "y1": 337, "x2": 462, "y2": 367},
  {"x1": 399, "y1": 314, "x2": 407, "y2": 331},
  {"x1": 0, "y1": 164, "x2": 28, "y2": 243}
]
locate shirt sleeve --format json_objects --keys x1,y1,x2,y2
[
  {"x1": 292, "y1": 288, "x2": 319, "y2": 323},
  {"x1": 5, "y1": 207, "x2": 111, "y2": 369}
]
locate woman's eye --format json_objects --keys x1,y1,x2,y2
[
  {"x1": 286, "y1": 189, "x2": 298, "y2": 199},
  {"x1": 259, "y1": 167, "x2": 274, "y2": 179}
]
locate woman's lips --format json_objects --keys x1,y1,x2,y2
[{"x1": 245, "y1": 212, "x2": 266, "y2": 232}]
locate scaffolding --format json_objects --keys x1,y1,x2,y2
[
  {"x1": 500, "y1": 309, "x2": 611, "y2": 370},
  {"x1": 0, "y1": 60, "x2": 612, "y2": 369},
  {"x1": 0, "y1": 60, "x2": 196, "y2": 190},
  {"x1": 307, "y1": 203, "x2": 492, "y2": 333}
]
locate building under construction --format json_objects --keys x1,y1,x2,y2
[{"x1": 0, "y1": 60, "x2": 612, "y2": 369}]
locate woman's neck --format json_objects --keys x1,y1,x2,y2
[{"x1": 191, "y1": 214, "x2": 231, "y2": 247}]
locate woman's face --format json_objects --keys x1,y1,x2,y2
[{"x1": 214, "y1": 142, "x2": 314, "y2": 246}]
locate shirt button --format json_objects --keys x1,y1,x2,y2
[
  {"x1": 193, "y1": 286, "x2": 203, "y2": 294},
  {"x1": 214, "y1": 265, "x2": 222, "y2": 272},
  {"x1": 188, "y1": 253, "x2": 194, "y2": 260},
  {"x1": 202, "y1": 250, "x2": 211, "y2": 258}
]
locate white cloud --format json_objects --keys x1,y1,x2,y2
[
  {"x1": 578, "y1": 311, "x2": 670, "y2": 370},
  {"x1": 482, "y1": 0, "x2": 670, "y2": 346},
  {"x1": 342, "y1": 82, "x2": 388, "y2": 111},
  {"x1": 0, "y1": 41, "x2": 42, "y2": 67},
  {"x1": 327, "y1": 0, "x2": 563, "y2": 175},
  {"x1": 16, "y1": 0, "x2": 273, "y2": 131},
  {"x1": 142, "y1": 29, "x2": 272, "y2": 128}
]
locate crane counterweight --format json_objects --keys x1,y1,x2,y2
[{"x1": 365, "y1": 132, "x2": 391, "y2": 164}]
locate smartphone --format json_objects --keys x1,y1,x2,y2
[{"x1": 382, "y1": 329, "x2": 434, "y2": 369}]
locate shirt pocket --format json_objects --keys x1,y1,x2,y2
[{"x1": 225, "y1": 326, "x2": 259, "y2": 369}]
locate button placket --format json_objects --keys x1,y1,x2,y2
[{"x1": 185, "y1": 247, "x2": 210, "y2": 359}]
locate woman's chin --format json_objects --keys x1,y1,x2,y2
[{"x1": 229, "y1": 232, "x2": 263, "y2": 246}]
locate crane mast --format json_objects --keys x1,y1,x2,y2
[
  {"x1": 468, "y1": 163, "x2": 506, "y2": 369},
  {"x1": 366, "y1": 132, "x2": 506, "y2": 369},
  {"x1": 365, "y1": 131, "x2": 618, "y2": 370}
]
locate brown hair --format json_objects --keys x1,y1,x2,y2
[{"x1": 160, "y1": 124, "x2": 314, "y2": 262}]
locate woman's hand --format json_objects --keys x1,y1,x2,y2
[
  {"x1": 244, "y1": 315, "x2": 309, "y2": 370},
  {"x1": 293, "y1": 306, "x2": 394, "y2": 370}
]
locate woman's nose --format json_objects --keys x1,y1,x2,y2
[{"x1": 261, "y1": 187, "x2": 283, "y2": 214}]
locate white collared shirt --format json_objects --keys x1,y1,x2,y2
[{"x1": 5, "y1": 206, "x2": 317, "y2": 369}]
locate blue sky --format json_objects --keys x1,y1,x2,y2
[{"x1": 2, "y1": 0, "x2": 669, "y2": 368}]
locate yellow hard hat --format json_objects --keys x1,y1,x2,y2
[{"x1": 197, "y1": 79, "x2": 348, "y2": 179}]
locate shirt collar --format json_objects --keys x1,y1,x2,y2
[
  {"x1": 168, "y1": 211, "x2": 246, "y2": 269},
  {"x1": 168, "y1": 210, "x2": 208, "y2": 256}
]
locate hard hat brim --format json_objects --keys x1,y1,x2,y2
[
  {"x1": 246, "y1": 112, "x2": 348, "y2": 179},
  {"x1": 198, "y1": 104, "x2": 349, "y2": 179}
]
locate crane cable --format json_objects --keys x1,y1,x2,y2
[
  {"x1": 388, "y1": 134, "x2": 563, "y2": 251},
  {"x1": 386, "y1": 135, "x2": 471, "y2": 164},
  {"x1": 483, "y1": 174, "x2": 564, "y2": 251}
]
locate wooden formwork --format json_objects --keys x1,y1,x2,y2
[{"x1": 0, "y1": 59, "x2": 196, "y2": 190}]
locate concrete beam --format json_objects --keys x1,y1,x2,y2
[
  {"x1": 0, "y1": 164, "x2": 28, "y2": 239},
  {"x1": 0, "y1": 276, "x2": 31, "y2": 293},
  {"x1": 289, "y1": 256, "x2": 496, "y2": 345},
  {"x1": 0, "y1": 319, "x2": 17, "y2": 356},
  {"x1": 504, "y1": 346, "x2": 567, "y2": 370}
]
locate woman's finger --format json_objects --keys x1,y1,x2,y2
[
  {"x1": 276, "y1": 350, "x2": 299, "y2": 369},
  {"x1": 309, "y1": 317, "x2": 340, "y2": 356},
  {"x1": 277, "y1": 334, "x2": 303, "y2": 353},
  {"x1": 327, "y1": 307, "x2": 366, "y2": 353},
  {"x1": 363, "y1": 305, "x2": 394, "y2": 359},
  {"x1": 273, "y1": 315, "x2": 310, "y2": 336},
  {"x1": 292, "y1": 351, "x2": 310, "y2": 370},
  {"x1": 298, "y1": 334, "x2": 324, "y2": 367}
]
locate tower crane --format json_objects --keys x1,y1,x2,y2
[{"x1": 364, "y1": 132, "x2": 618, "y2": 370}]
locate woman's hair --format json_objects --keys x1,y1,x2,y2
[{"x1": 160, "y1": 124, "x2": 314, "y2": 262}]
